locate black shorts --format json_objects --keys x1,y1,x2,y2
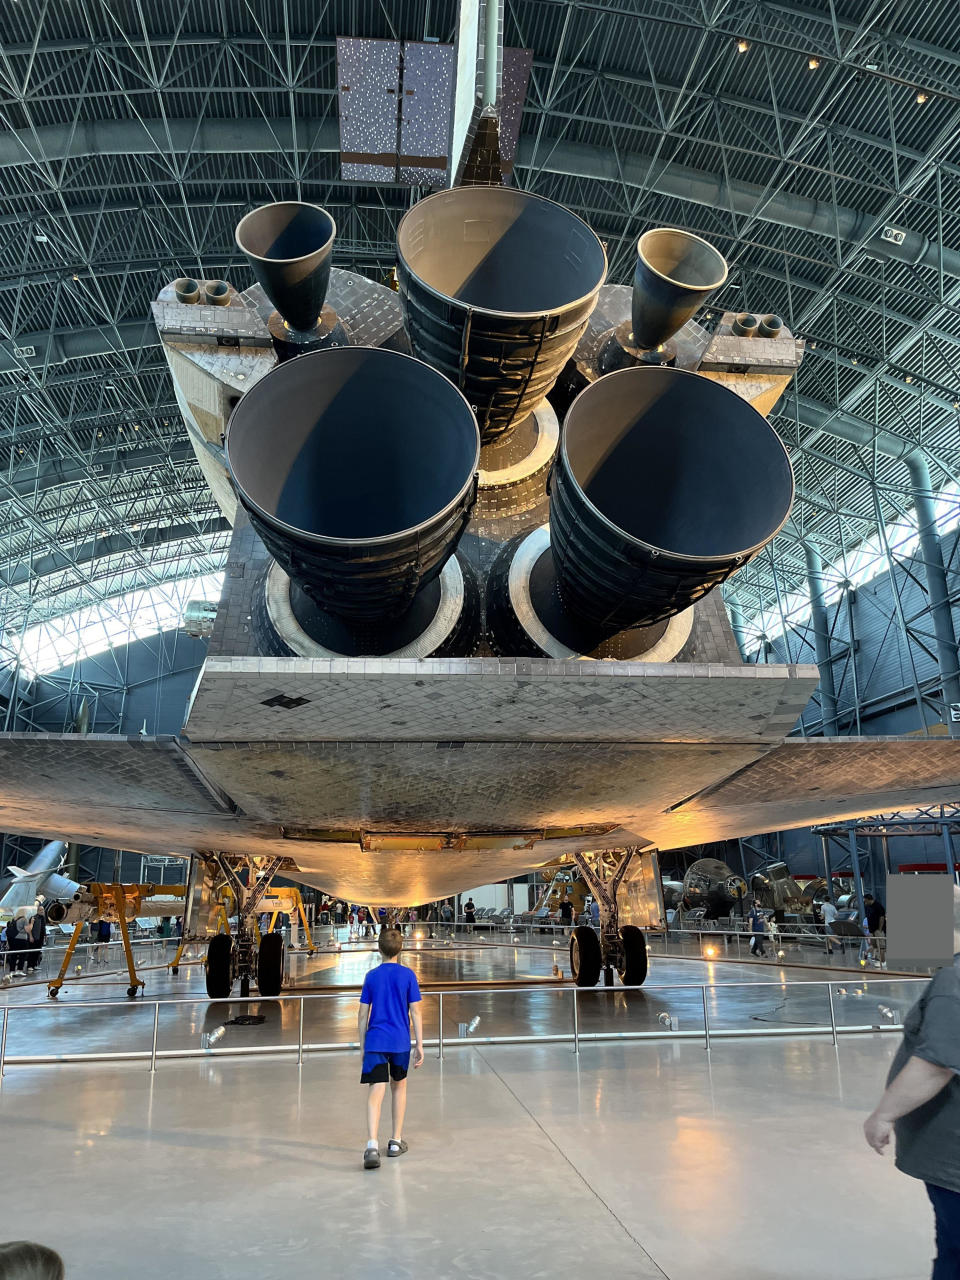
[{"x1": 361, "y1": 1050, "x2": 410, "y2": 1084}]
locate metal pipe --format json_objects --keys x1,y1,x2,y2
[
  {"x1": 482, "y1": 0, "x2": 499, "y2": 108},
  {"x1": 438, "y1": 991, "x2": 444, "y2": 1060},
  {"x1": 849, "y1": 828, "x2": 867, "y2": 925},
  {"x1": 298, "y1": 997, "x2": 305, "y2": 1066},
  {"x1": 573, "y1": 986, "x2": 579, "y2": 1055},
  {"x1": 0, "y1": 1009, "x2": 7, "y2": 1083}
]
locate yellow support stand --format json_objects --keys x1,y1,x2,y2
[
  {"x1": 47, "y1": 920, "x2": 85, "y2": 998},
  {"x1": 112, "y1": 884, "x2": 145, "y2": 999}
]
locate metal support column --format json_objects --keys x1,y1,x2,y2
[
  {"x1": 821, "y1": 835, "x2": 835, "y2": 903},
  {"x1": 803, "y1": 539, "x2": 839, "y2": 735},
  {"x1": 848, "y1": 828, "x2": 867, "y2": 920},
  {"x1": 942, "y1": 823, "x2": 959, "y2": 881},
  {"x1": 907, "y1": 455, "x2": 960, "y2": 736}
]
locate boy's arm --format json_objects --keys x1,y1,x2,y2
[
  {"x1": 410, "y1": 1003, "x2": 424, "y2": 1067},
  {"x1": 358, "y1": 1001, "x2": 371, "y2": 1052}
]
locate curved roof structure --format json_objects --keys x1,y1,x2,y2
[{"x1": 2, "y1": 0, "x2": 960, "y2": 653}]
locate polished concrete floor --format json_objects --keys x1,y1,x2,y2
[
  {"x1": 0, "y1": 1034, "x2": 938, "y2": 1280},
  {"x1": 0, "y1": 942, "x2": 923, "y2": 1062}
]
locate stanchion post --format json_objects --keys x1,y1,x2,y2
[
  {"x1": 573, "y1": 986, "x2": 580, "y2": 1055},
  {"x1": 702, "y1": 986, "x2": 711, "y2": 1053},
  {"x1": 0, "y1": 1008, "x2": 7, "y2": 1084},
  {"x1": 298, "y1": 996, "x2": 305, "y2": 1065},
  {"x1": 437, "y1": 992, "x2": 444, "y2": 1060},
  {"x1": 149, "y1": 1002, "x2": 160, "y2": 1073},
  {"x1": 827, "y1": 981, "x2": 838, "y2": 1046}
]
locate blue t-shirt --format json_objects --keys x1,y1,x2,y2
[{"x1": 360, "y1": 962, "x2": 422, "y2": 1052}]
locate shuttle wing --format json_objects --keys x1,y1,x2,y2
[{"x1": 1, "y1": 727, "x2": 959, "y2": 902}]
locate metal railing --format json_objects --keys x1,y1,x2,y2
[{"x1": 0, "y1": 975, "x2": 924, "y2": 1082}]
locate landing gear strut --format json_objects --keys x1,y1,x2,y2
[
  {"x1": 568, "y1": 849, "x2": 648, "y2": 988},
  {"x1": 203, "y1": 854, "x2": 288, "y2": 999}
]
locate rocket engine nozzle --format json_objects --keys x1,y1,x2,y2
[
  {"x1": 549, "y1": 366, "x2": 794, "y2": 637},
  {"x1": 630, "y1": 228, "x2": 728, "y2": 352},
  {"x1": 235, "y1": 202, "x2": 336, "y2": 334},
  {"x1": 225, "y1": 347, "x2": 480, "y2": 621},
  {"x1": 397, "y1": 187, "x2": 606, "y2": 441}
]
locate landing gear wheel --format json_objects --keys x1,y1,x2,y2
[
  {"x1": 47, "y1": 986, "x2": 60, "y2": 999},
  {"x1": 257, "y1": 932, "x2": 285, "y2": 997},
  {"x1": 618, "y1": 926, "x2": 648, "y2": 986},
  {"x1": 570, "y1": 925, "x2": 602, "y2": 988},
  {"x1": 205, "y1": 934, "x2": 234, "y2": 999},
  {"x1": 127, "y1": 985, "x2": 140, "y2": 999}
]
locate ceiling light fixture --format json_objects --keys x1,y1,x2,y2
[
  {"x1": 916, "y1": 91, "x2": 929, "y2": 104},
  {"x1": 736, "y1": 38, "x2": 749, "y2": 53},
  {"x1": 808, "y1": 57, "x2": 820, "y2": 70}
]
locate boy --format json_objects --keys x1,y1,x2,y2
[{"x1": 358, "y1": 927, "x2": 424, "y2": 1169}]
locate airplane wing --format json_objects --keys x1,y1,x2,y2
[{"x1": 1, "y1": 730, "x2": 959, "y2": 900}]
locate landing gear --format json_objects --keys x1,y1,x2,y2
[
  {"x1": 569, "y1": 849, "x2": 650, "y2": 988},
  {"x1": 203, "y1": 853, "x2": 290, "y2": 1000},
  {"x1": 617, "y1": 925, "x2": 647, "y2": 986},
  {"x1": 257, "y1": 932, "x2": 284, "y2": 998},
  {"x1": 205, "y1": 933, "x2": 234, "y2": 999},
  {"x1": 570, "y1": 926, "x2": 602, "y2": 987}
]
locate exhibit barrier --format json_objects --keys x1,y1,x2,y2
[{"x1": 0, "y1": 975, "x2": 925, "y2": 1082}]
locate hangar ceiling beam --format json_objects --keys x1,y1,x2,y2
[{"x1": 0, "y1": 117, "x2": 955, "y2": 279}]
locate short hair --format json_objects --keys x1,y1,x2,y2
[
  {"x1": 0, "y1": 1242, "x2": 65, "y2": 1280},
  {"x1": 864, "y1": 894, "x2": 874, "y2": 902},
  {"x1": 378, "y1": 928, "x2": 403, "y2": 959}
]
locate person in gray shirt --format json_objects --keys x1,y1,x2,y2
[{"x1": 864, "y1": 886, "x2": 960, "y2": 1279}]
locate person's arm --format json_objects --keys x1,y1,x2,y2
[
  {"x1": 410, "y1": 1004, "x2": 424, "y2": 1067},
  {"x1": 864, "y1": 1055, "x2": 955, "y2": 1152},
  {"x1": 357, "y1": 1001, "x2": 371, "y2": 1053}
]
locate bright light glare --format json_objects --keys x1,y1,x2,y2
[
  {"x1": 704, "y1": 945, "x2": 717, "y2": 957},
  {"x1": 9, "y1": 573, "x2": 224, "y2": 676}
]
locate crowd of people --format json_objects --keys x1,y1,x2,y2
[
  {"x1": 315, "y1": 899, "x2": 460, "y2": 936},
  {"x1": 0, "y1": 907, "x2": 46, "y2": 976}
]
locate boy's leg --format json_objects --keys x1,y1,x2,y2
[
  {"x1": 367, "y1": 1081, "x2": 387, "y2": 1143},
  {"x1": 390, "y1": 1077, "x2": 408, "y2": 1141}
]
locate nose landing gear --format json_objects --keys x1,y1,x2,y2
[{"x1": 567, "y1": 849, "x2": 650, "y2": 988}]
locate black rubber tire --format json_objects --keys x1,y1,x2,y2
[
  {"x1": 570, "y1": 925, "x2": 602, "y2": 987},
  {"x1": 618, "y1": 926, "x2": 648, "y2": 986},
  {"x1": 257, "y1": 932, "x2": 285, "y2": 997},
  {"x1": 127, "y1": 986, "x2": 139, "y2": 999},
  {"x1": 205, "y1": 934, "x2": 234, "y2": 999}
]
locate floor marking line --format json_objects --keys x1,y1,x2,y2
[{"x1": 474, "y1": 1048, "x2": 671, "y2": 1279}]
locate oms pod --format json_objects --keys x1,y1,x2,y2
[
  {"x1": 225, "y1": 348, "x2": 480, "y2": 633},
  {"x1": 397, "y1": 187, "x2": 606, "y2": 441}
]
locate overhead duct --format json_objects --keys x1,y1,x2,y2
[
  {"x1": 549, "y1": 366, "x2": 795, "y2": 638},
  {"x1": 396, "y1": 186, "x2": 606, "y2": 440},
  {"x1": 225, "y1": 347, "x2": 480, "y2": 623}
]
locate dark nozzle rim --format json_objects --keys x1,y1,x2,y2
[
  {"x1": 397, "y1": 187, "x2": 607, "y2": 321},
  {"x1": 225, "y1": 347, "x2": 480, "y2": 549},
  {"x1": 173, "y1": 277, "x2": 200, "y2": 303},
  {"x1": 635, "y1": 228, "x2": 728, "y2": 293},
  {"x1": 204, "y1": 280, "x2": 231, "y2": 305},
  {"x1": 732, "y1": 311, "x2": 759, "y2": 336},
  {"x1": 235, "y1": 201, "x2": 337, "y2": 265},
  {"x1": 559, "y1": 366, "x2": 795, "y2": 565},
  {"x1": 758, "y1": 313, "x2": 783, "y2": 337}
]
